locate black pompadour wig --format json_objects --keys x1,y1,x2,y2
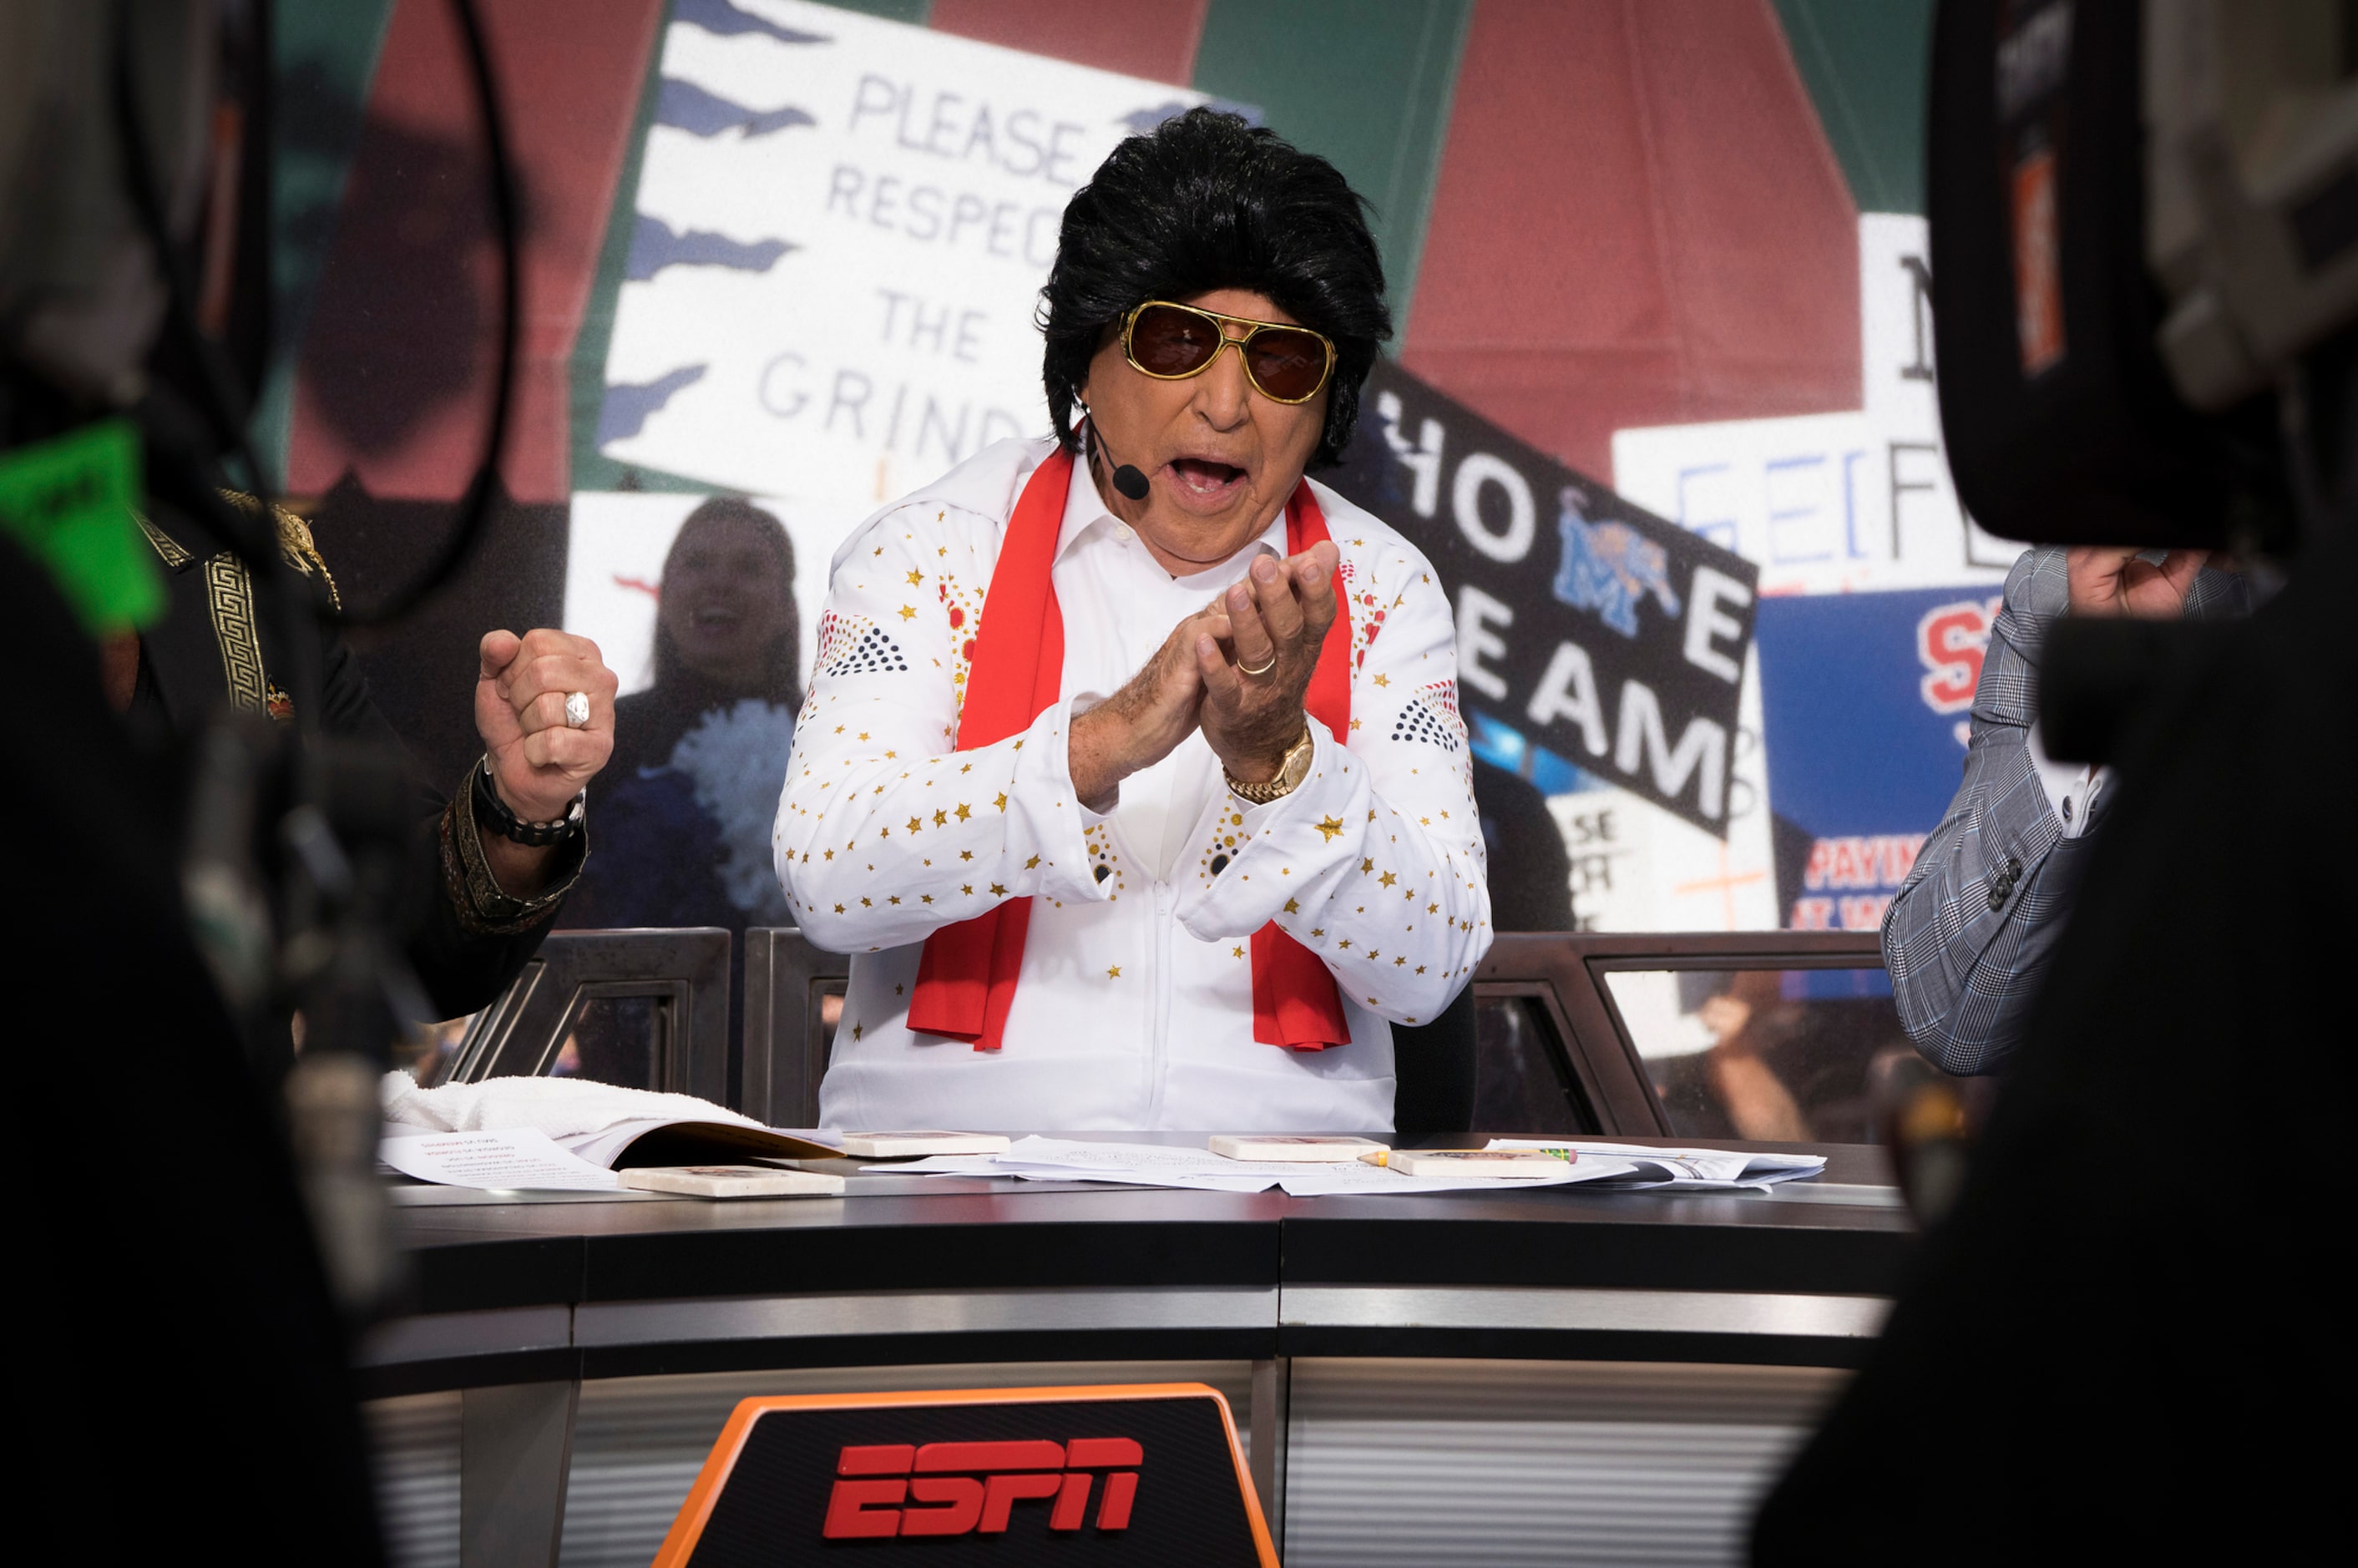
[{"x1": 1040, "y1": 108, "x2": 1392, "y2": 468}]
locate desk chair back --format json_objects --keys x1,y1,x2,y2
[
  {"x1": 1389, "y1": 985, "x2": 1478, "y2": 1142},
  {"x1": 436, "y1": 928, "x2": 731, "y2": 1105},
  {"x1": 740, "y1": 927, "x2": 851, "y2": 1128},
  {"x1": 1469, "y1": 931, "x2": 1893, "y2": 1141}
]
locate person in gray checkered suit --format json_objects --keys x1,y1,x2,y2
[{"x1": 1881, "y1": 543, "x2": 2247, "y2": 1074}]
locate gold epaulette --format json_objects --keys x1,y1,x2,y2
[{"x1": 218, "y1": 489, "x2": 342, "y2": 609}]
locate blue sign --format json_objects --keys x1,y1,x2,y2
[{"x1": 1753, "y1": 585, "x2": 2004, "y2": 929}]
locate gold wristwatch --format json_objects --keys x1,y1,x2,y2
[{"x1": 1227, "y1": 726, "x2": 1314, "y2": 805}]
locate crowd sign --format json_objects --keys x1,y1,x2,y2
[
  {"x1": 1750, "y1": 584, "x2": 2007, "y2": 928},
  {"x1": 1612, "y1": 216, "x2": 2016, "y2": 597},
  {"x1": 598, "y1": 0, "x2": 1209, "y2": 502},
  {"x1": 1333, "y1": 359, "x2": 1761, "y2": 836}
]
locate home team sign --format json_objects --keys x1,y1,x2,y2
[
  {"x1": 600, "y1": 0, "x2": 1211, "y2": 503},
  {"x1": 650, "y1": 1384, "x2": 1278, "y2": 1565},
  {"x1": 1333, "y1": 360, "x2": 1761, "y2": 834}
]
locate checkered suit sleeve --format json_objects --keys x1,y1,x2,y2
[
  {"x1": 1882, "y1": 548, "x2": 2082, "y2": 1074},
  {"x1": 1882, "y1": 548, "x2": 2249, "y2": 1074}
]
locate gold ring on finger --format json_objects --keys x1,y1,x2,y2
[{"x1": 1237, "y1": 653, "x2": 1278, "y2": 680}]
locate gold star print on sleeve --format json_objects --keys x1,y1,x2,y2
[
  {"x1": 774, "y1": 502, "x2": 1116, "y2": 955},
  {"x1": 1168, "y1": 533, "x2": 1491, "y2": 1029}
]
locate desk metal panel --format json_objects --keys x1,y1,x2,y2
[
  {"x1": 362, "y1": 1306, "x2": 574, "y2": 1368},
  {"x1": 1282, "y1": 1285, "x2": 1891, "y2": 1339},
  {"x1": 574, "y1": 1284, "x2": 1280, "y2": 1346},
  {"x1": 1281, "y1": 1358, "x2": 1847, "y2": 1567},
  {"x1": 361, "y1": 1142, "x2": 1912, "y2": 1561}
]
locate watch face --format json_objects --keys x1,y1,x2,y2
[{"x1": 1281, "y1": 731, "x2": 1313, "y2": 787}]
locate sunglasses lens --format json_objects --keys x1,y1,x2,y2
[
  {"x1": 1130, "y1": 305, "x2": 1222, "y2": 376},
  {"x1": 1246, "y1": 329, "x2": 1330, "y2": 401}
]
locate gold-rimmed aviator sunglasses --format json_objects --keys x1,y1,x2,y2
[{"x1": 1120, "y1": 300, "x2": 1338, "y2": 404}]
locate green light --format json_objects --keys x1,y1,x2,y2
[{"x1": 0, "y1": 419, "x2": 164, "y2": 635}]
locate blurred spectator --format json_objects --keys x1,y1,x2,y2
[
  {"x1": 394, "y1": 1016, "x2": 473, "y2": 1084},
  {"x1": 564, "y1": 498, "x2": 802, "y2": 934},
  {"x1": 1649, "y1": 971, "x2": 1895, "y2": 1143},
  {"x1": 1471, "y1": 758, "x2": 1575, "y2": 930},
  {"x1": 1692, "y1": 971, "x2": 1812, "y2": 1141},
  {"x1": 607, "y1": 498, "x2": 804, "y2": 777},
  {"x1": 560, "y1": 498, "x2": 803, "y2": 1089}
]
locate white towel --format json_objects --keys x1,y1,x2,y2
[{"x1": 382, "y1": 1072, "x2": 762, "y2": 1141}]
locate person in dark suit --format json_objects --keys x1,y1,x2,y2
[
  {"x1": 1880, "y1": 542, "x2": 2244, "y2": 1074},
  {"x1": 109, "y1": 494, "x2": 618, "y2": 1021}
]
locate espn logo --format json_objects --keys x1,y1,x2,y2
[{"x1": 822, "y1": 1439, "x2": 1144, "y2": 1540}]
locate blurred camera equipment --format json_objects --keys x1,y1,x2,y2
[
  {"x1": 2, "y1": 1, "x2": 523, "y2": 1557},
  {"x1": 1755, "y1": 4, "x2": 2356, "y2": 1560},
  {"x1": 1930, "y1": 0, "x2": 2356, "y2": 764}
]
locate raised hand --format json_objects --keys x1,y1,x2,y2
[
  {"x1": 1068, "y1": 607, "x2": 1224, "y2": 812},
  {"x1": 1195, "y1": 540, "x2": 1339, "y2": 782},
  {"x1": 476, "y1": 628, "x2": 618, "y2": 823},
  {"x1": 2065, "y1": 545, "x2": 2210, "y2": 619}
]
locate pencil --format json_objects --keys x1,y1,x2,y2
[{"x1": 1358, "y1": 1147, "x2": 1576, "y2": 1166}]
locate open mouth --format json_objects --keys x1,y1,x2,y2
[{"x1": 1166, "y1": 457, "x2": 1247, "y2": 503}]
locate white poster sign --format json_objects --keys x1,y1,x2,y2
[
  {"x1": 1538, "y1": 664, "x2": 1780, "y2": 934},
  {"x1": 1612, "y1": 215, "x2": 2019, "y2": 597},
  {"x1": 596, "y1": 0, "x2": 1207, "y2": 504},
  {"x1": 1530, "y1": 215, "x2": 2016, "y2": 935}
]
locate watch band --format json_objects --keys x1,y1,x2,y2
[
  {"x1": 1226, "y1": 726, "x2": 1313, "y2": 805},
  {"x1": 472, "y1": 754, "x2": 585, "y2": 847},
  {"x1": 443, "y1": 787, "x2": 584, "y2": 933}
]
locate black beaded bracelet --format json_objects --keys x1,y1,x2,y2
[{"x1": 473, "y1": 755, "x2": 584, "y2": 847}]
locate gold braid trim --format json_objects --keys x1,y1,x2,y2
[
  {"x1": 134, "y1": 513, "x2": 191, "y2": 567},
  {"x1": 218, "y1": 490, "x2": 342, "y2": 609},
  {"x1": 204, "y1": 554, "x2": 269, "y2": 714}
]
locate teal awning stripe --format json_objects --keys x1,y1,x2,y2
[
  {"x1": 1192, "y1": 0, "x2": 1472, "y2": 346},
  {"x1": 254, "y1": 0, "x2": 402, "y2": 484},
  {"x1": 1768, "y1": 0, "x2": 1935, "y2": 215}
]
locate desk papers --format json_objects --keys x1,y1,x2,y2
[
  {"x1": 871, "y1": 1136, "x2": 1828, "y2": 1196},
  {"x1": 379, "y1": 1129, "x2": 622, "y2": 1191},
  {"x1": 1485, "y1": 1140, "x2": 1828, "y2": 1191},
  {"x1": 870, "y1": 1136, "x2": 1594, "y2": 1196},
  {"x1": 382, "y1": 1073, "x2": 847, "y2": 1181},
  {"x1": 381, "y1": 1119, "x2": 856, "y2": 1187},
  {"x1": 562, "y1": 1118, "x2": 843, "y2": 1168}
]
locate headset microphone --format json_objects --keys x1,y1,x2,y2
[{"x1": 1080, "y1": 405, "x2": 1151, "y2": 501}]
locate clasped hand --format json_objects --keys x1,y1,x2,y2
[{"x1": 1069, "y1": 541, "x2": 1339, "y2": 812}]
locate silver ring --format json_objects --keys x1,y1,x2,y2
[
  {"x1": 1237, "y1": 653, "x2": 1278, "y2": 680},
  {"x1": 564, "y1": 690, "x2": 592, "y2": 729}
]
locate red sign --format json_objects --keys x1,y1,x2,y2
[
  {"x1": 652, "y1": 1383, "x2": 1276, "y2": 1565},
  {"x1": 823, "y1": 1436, "x2": 1146, "y2": 1538},
  {"x1": 1915, "y1": 596, "x2": 2003, "y2": 716}
]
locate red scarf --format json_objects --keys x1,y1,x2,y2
[{"x1": 907, "y1": 448, "x2": 1353, "y2": 1054}]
